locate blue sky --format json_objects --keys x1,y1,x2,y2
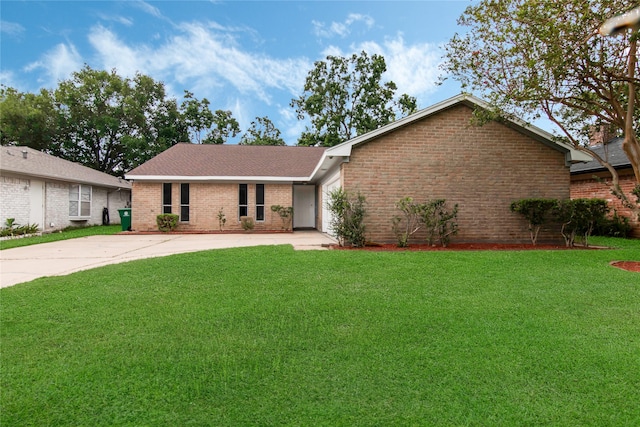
[{"x1": 1, "y1": 0, "x2": 477, "y2": 144}]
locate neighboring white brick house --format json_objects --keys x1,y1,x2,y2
[{"x1": 1, "y1": 146, "x2": 131, "y2": 232}]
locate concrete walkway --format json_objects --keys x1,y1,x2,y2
[{"x1": 0, "y1": 231, "x2": 337, "y2": 288}]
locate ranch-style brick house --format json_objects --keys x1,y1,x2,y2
[{"x1": 125, "y1": 94, "x2": 590, "y2": 243}]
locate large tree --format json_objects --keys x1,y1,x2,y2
[
  {"x1": 291, "y1": 51, "x2": 417, "y2": 147},
  {"x1": 443, "y1": 0, "x2": 639, "y2": 209},
  {"x1": 0, "y1": 86, "x2": 57, "y2": 151},
  {"x1": 239, "y1": 116, "x2": 285, "y2": 146},
  {"x1": 1, "y1": 67, "x2": 241, "y2": 175},
  {"x1": 53, "y1": 66, "x2": 174, "y2": 175},
  {"x1": 178, "y1": 91, "x2": 240, "y2": 144},
  {"x1": 202, "y1": 109, "x2": 240, "y2": 145}
]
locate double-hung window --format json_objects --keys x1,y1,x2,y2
[
  {"x1": 162, "y1": 183, "x2": 172, "y2": 214},
  {"x1": 69, "y1": 184, "x2": 91, "y2": 218},
  {"x1": 180, "y1": 183, "x2": 190, "y2": 222},
  {"x1": 256, "y1": 184, "x2": 265, "y2": 221}
]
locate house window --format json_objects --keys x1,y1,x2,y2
[
  {"x1": 239, "y1": 184, "x2": 248, "y2": 218},
  {"x1": 69, "y1": 184, "x2": 91, "y2": 217},
  {"x1": 162, "y1": 183, "x2": 172, "y2": 214},
  {"x1": 256, "y1": 184, "x2": 265, "y2": 221},
  {"x1": 180, "y1": 183, "x2": 189, "y2": 222}
]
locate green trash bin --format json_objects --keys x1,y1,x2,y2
[{"x1": 118, "y1": 208, "x2": 132, "y2": 231}]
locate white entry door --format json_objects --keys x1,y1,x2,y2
[
  {"x1": 29, "y1": 180, "x2": 45, "y2": 229},
  {"x1": 293, "y1": 185, "x2": 315, "y2": 228}
]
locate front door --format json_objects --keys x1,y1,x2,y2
[{"x1": 293, "y1": 185, "x2": 315, "y2": 229}]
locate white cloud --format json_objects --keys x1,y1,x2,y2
[
  {"x1": 0, "y1": 21, "x2": 25, "y2": 37},
  {"x1": 0, "y1": 71, "x2": 17, "y2": 88},
  {"x1": 88, "y1": 25, "x2": 151, "y2": 77},
  {"x1": 97, "y1": 14, "x2": 134, "y2": 26},
  {"x1": 313, "y1": 13, "x2": 375, "y2": 38},
  {"x1": 87, "y1": 21, "x2": 311, "y2": 104},
  {"x1": 322, "y1": 35, "x2": 442, "y2": 107},
  {"x1": 131, "y1": 0, "x2": 163, "y2": 19},
  {"x1": 24, "y1": 43, "x2": 83, "y2": 88}
]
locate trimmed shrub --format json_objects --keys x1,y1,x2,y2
[
  {"x1": 240, "y1": 216, "x2": 255, "y2": 231},
  {"x1": 423, "y1": 199, "x2": 459, "y2": 247},
  {"x1": 554, "y1": 199, "x2": 609, "y2": 247},
  {"x1": 510, "y1": 198, "x2": 558, "y2": 245},
  {"x1": 594, "y1": 210, "x2": 632, "y2": 238},
  {"x1": 392, "y1": 197, "x2": 424, "y2": 247},
  {"x1": 156, "y1": 214, "x2": 179, "y2": 232},
  {"x1": 327, "y1": 187, "x2": 367, "y2": 247},
  {"x1": 271, "y1": 205, "x2": 294, "y2": 230}
]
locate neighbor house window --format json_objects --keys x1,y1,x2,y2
[
  {"x1": 162, "y1": 183, "x2": 172, "y2": 214},
  {"x1": 180, "y1": 183, "x2": 189, "y2": 222},
  {"x1": 69, "y1": 184, "x2": 91, "y2": 217},
  {"x1": 256, "y1": 184, "x2": 265, "y2": 221},
  {"x1": 239, "y1": 184, "x2": 248, "y2": 218}
]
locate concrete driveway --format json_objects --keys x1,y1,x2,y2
[{"x1": 0, "y1": 231, "x2": 336, "y2": 288}]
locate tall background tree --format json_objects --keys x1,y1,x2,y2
[
  {"x1": 202, "y1": 109, "x2": 240, "y2": 145},
  {"x1": 0, "y1": 86, "x2": 57, "y2": 151},
  {"x1": 239, "y1": 116, "x2": 285, "y2": 145},
  {"x1": 292, "y1": 51, "x2": 417, "y2": 147},
  {"x1": 179, "y1": 91, "x2": 240, "y2": 144},
  {"x1": 53, "y1": 66, "x2": 177, "y2": 175},
  {"x1": 443, "y1": 0, "x2": 639, "y2": 209},
  {"x1": 0, "y1": 66, "x2": 240, "y2": 175}
]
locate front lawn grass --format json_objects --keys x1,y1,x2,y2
[
  {"x1": 0, "y1": 225, "x2": 121, "y2": 250},
  {"x1": 1, "y1": 239, "x2": 639, "y2": 425}
]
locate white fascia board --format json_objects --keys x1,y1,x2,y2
[{"x1": 124, "y1": 175, "x2": 311, "y2": 182}]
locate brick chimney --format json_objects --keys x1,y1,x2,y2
[{"x1": 589, "y1": 124, "x2": 616, "y2": 146}]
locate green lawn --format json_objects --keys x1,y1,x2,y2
[
  {"x1": 0, "y1": 225, "x2": 121, "y2": 250},
  {"x1": 1, "y1": 238, "x2": 639, "y2": 426}
]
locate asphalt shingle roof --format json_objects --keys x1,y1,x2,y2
[
  {"x1": 1, "y1": 146, "x2": 131, "y2": 189},
  {"x1": 570, "y1": 138, "x2": 631, "y2": 174},
  {"x1": 126, "y1": 144, "x2": 327, "y2": 179}
]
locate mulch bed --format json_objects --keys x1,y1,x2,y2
[
  {"x1": 330, "y1": 242, "x2": 599, "y2": 252},
  {"x1": 610, "y1": 261, "x2": 640, "y2": 273}
]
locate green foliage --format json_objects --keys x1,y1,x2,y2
[
  {"x1": 216, "y1": 207, "x2": 226, "y2": 231},
  {"x1": 391, "y1": 198, "x2": 459, "y2": 247},
  {"x1": 0, "y1": 225, "x2": 120, "y2": 250},
  {"x1": 240, "y1": 216, "x2": 255, "y2": 231},
  {"x1": 270, "y1": 205, "x2": 294, "y2": 230},
  {"x1": 422, "y1": 199, "x2": 459, "y2": 247},
  {"x1": 201, "y1": 109, "x2": 240, "y2": 145},
  {"x1": 240, "y1": 116, "x2": 286, "y2": 146},
  {"x1": 156, "y1": 214, "x2": 179, "y2": 232},
  {"x1": 292, "y1": 51, "x2": 417, "y2": 147},
  {"x1": 0, "y1": 86, "x2": 56, "y2": 150},
  {"x1": 1, "y1": 67, "x2": 241, "y2": 176},
  {"x1": 392, "y1": 197, "x2": 425, "y2": 247},
  {"x1": 0, "y1": 219, "x2": 39, "y2": 238},
  {"x1": 326, "y1": 187, "x2": 367, "y2": 247},
  {"x1": 554, "y1": 199, "x2": 609, "y2": 247},
  {"x1": 594, "y1": 209, "x2": 632, "y2": 238},
  {"x1": 510, "y1": 199, "x2": 558, "y2": 245},
  {"x1": 54, "y1": 66, "x2": 178, "y2": 175}
]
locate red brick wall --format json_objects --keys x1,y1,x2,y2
[
  {"x1": 342, "y1": 104, "x2": 570, "y2": 244},
  {"x1": 571, "y1": 170, "x2": 639, "y2": 238},
  {"x1": 131, "y1": 182, "x2": 293, "y2": 232}
]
